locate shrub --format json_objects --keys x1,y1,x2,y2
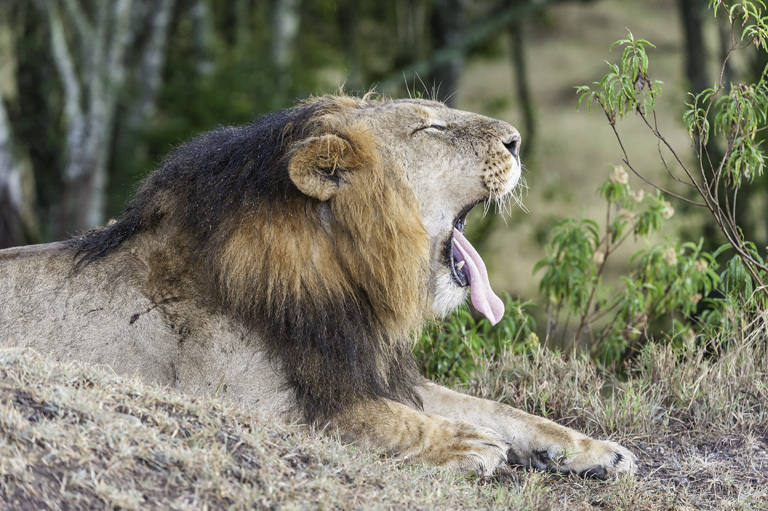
[
  {"x1": 414, "y1": 294, "x2": 537, "y2": 383},
  {"x1": 535, "y1": 0, "x2": 768, "y2": 366},
  {"x1": 418, "y1": 0, "x2": 768, "y2": 376}
]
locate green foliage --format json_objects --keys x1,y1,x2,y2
[
  {"x1": 575, "y1": 30, "x2": 662, "y2": 123},
  {"x1": 419, "y1": 1, "x2": 768, "y2": 375},
  {"x1": 711, "y1": 0, "x2": 768, "y2": 48},
  {"x1": 532, "y1": 171, "x2": 768, "y2": 367},
  {"x1": 414, "y1": 294, "x2": 537, "y2": 383},
  {"x1": 534, "y1": 168, "x2": 722, "y2": 365},
  {"x1": 110, "y1": 2, "x2": 353, "y2": 218},
  {"x1": 684, "y1": 79, "x2": 768, "y2": 187},
  {"x1": 533, "y1": 0, "x2": 768, "y2": 366}
]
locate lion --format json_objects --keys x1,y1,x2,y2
[{"x1": 0, "y1": 94, "x2": 636, "y2": 477}]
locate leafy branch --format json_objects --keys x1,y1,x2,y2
[
  {"x1": 535, "y1": 1, "x2": 768, "y2": 364},
  {"x1": 535, "y1": 168, "x2": 718, "y2": 363},
  {"x1": 576, "y1": 2, "x2": 768, "y2": 293}
]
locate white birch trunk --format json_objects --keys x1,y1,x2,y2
[
  {"x1": 271, "y1": 0, "x2": 302, "y2": 87},
  {"x1": 128, "y1": 0, "x2": 175, "y2": 129},
  {"x1": 0, "y1": 98, "x2": 23, "y2": 247},
  {"x1": 0, "y1": 98, "x2": 38, "y2": 248},
  {"x1": 46, "y1": 0, "x2": 136, "y2": 235}
]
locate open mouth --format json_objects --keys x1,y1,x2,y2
[
  {"x1": 447, "y1": 202, "x2": 477, "y2": 287},
  {"x1": 444, "y1": 201, "x2": 506, "y2": 325}
]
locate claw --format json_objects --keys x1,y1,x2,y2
[{"x1": 581, "y1": 465, "x2": 608, "y2": 479}]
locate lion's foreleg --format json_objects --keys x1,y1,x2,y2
[
  {"x1": 417, "y1": 382, "x2": 636, "y2": 477},
  {"x1": 330, "y1": 398, "x2": 508, "y2": 476}
]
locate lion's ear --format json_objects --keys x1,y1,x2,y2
[{"x1": 288, "y1": 134, "x2": 360, "y2": 201}]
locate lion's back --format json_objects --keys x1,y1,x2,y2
[
  {"x1": 0, "y1": 242, "x2": 295, "y2": 420},
  {"x1": 0, "y1": 243, "x2": 180, "y2": 382}
]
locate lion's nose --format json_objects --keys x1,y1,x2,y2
[{"x1": 503, "y1": 132, "x2": 521, "y2": 159}]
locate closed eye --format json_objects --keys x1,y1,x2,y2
[{"x1": 412, "y1": 123, "x2": 448, "y2": 135}]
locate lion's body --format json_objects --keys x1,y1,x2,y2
[
  {"x1": 0, "y1": 243, "x2": 296, "y2": 419},
  {"x1": 0, "y1": 94, "x2": 636, "y2": 477}
]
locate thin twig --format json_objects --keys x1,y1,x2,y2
[{"x1": 636, "y1": 111, "x2": 710, "y2": 205}]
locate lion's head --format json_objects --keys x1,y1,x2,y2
[
  {"x1": 72, "y1": 94, "x2": 521, "y2": 421},
  {"x1": 346, "y1": 97, "x2": 522, "y2": 323}
]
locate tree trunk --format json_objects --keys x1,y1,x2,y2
[
  {"x1": 127, "y1": 0, "x2": 175, "y2": 130},
  {"x1": 0, "y1": 99, "x2": 23, "y2": 248},
  {"x1": 190, "y1": 0, "x2": 215, "y2": 75},
  {"x1": 678, "y1": 0, "x2": 709, "y2": 94},
  {"x1": 337, "y1": 0, "x2": 360, "y2": 90},
  {"x1": 0, "y1": 3, "x2": 40, "y2": 248},
  {"x1": 678, "y1": 0, "x2": 731, "y2": 248},
  {"x1": 46, "y1": 0, "x2": 136, "y2": 236},
  {"x1": 271, "y1": 0, "x2": 302, "y2": 89},
  {"x1": 509, "y1": 22, "x2": 535, "y2": 156},
  {"x1": 0, "y1": 97, "x2": 39, "y2": 249},
  {"x1": 0, "y1": 5, "x2": 21, "y2": 248},
  {"x1": 396, "y1": 0, "x2": 427, "y2": 63}
]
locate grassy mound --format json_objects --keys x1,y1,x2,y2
[{"x1": 1, "y1": 334, "x2": 766, "y2": 510}]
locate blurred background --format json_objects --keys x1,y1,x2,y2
[{"x1": 1, "y1": 0, "x2": 765, "y2": 302}]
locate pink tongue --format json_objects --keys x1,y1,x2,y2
[{"x1": 452, "y1": 228, "x2": 505, "y2": 325}]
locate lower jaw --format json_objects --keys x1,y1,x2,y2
[{"x1": 430, "y1": 272, "x2": 469, "y2": 318}]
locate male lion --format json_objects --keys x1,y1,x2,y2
[{"x1": 0, "y1": 94, "x2": 635, "y2": 477}]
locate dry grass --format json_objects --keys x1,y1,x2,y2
[
  {"x1": 2, "y1": 324, "x2": 767, "y2": 510},
  {"x1": 465, "y1": 323, "x2": 768, "y2": 510},
  {"x1": 3, "y1": 2, "x2": 763, "y2": 508},
  {"x1": 0, "y1": 348, "x2": 547, "y2": 510}
]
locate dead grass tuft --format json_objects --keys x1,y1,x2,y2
[{"x1": 462, "y1": 323, "x2": 768, "y2": 510}]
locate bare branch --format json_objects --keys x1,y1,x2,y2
[
  {"x1": 61, "y1": 0, "x2": 93, "y2": 41},
  {"x1": 636, "y1": 111, "x2": 709, "y2": 202},
  {"x1": 605, "y1": 115, "x2": 707, "y2": 206}
]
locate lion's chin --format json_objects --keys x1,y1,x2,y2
[{"x1": 430, "y1": 271, "x2": 469, "y2": 318}]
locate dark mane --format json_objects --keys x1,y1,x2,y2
[
  {"x1": 67, "y1": 94, "x2": 427, "y2": 424},
  {"x1": 70, "y1": 98, "x2": 331, "y2": 269}
]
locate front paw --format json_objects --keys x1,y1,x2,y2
[
  {"x1": 419, "y1": 419, "x2": 509, "y2": 477},
  {"x1": 571, "y1": 439, "x2": 637, "y2": 478},
  {"x1": 509, "y1": 436, "x2": 637, "y2": 478}
]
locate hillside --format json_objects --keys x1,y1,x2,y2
[{"x1": 2, "y1": 339, "x2": 766, "y2": 510}]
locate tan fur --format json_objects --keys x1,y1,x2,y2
[
  {"x1": 334, "y1": 399, "x2": 507, "y2": 475},
  {"x1": 0, "y1": 94, "x2": 636, "y2": 478}
]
